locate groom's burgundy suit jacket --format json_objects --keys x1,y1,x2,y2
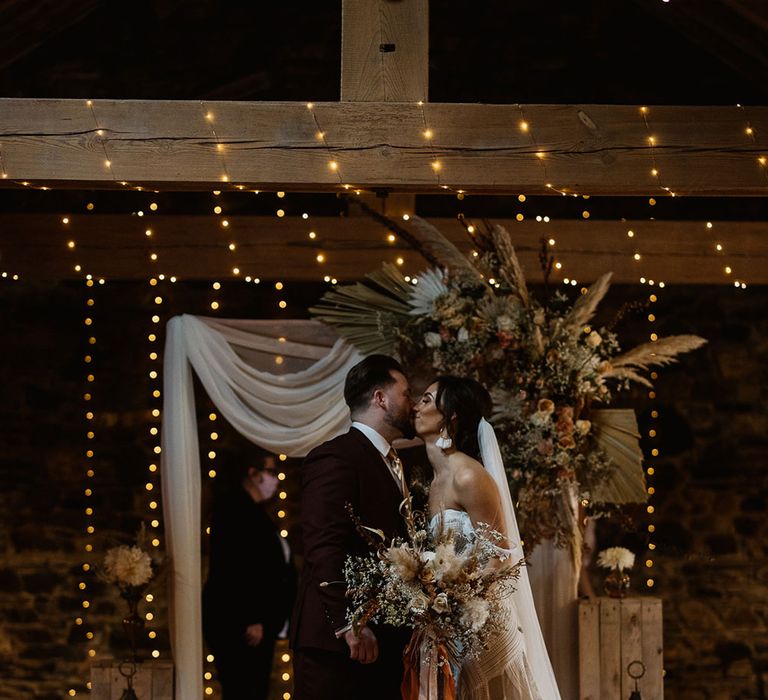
[{"x1": 290, "y1": 427, "x2": 409, "y2": 654}]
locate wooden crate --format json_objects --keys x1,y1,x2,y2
[
  {"x1": 90, "y1": 659, "x2": 174, "y2": 700},
  {"x1": 579, "y1": 597, "x2": 663, "y2": 700}
]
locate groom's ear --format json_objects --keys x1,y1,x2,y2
[{"x1": 372, "y1": 387, "x2": 387, "y2": 408}]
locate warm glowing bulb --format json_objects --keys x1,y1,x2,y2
[
  {"x1": 431, "y1": 160, "x2": 442, "y2": 171},
  {"x1": 328, "y1": 161, "x2": 339, "y2": 171},
  {"x1": 423, "y1": 129, "x2": 433, "y2": 139},
  {"x1": 519, "y1": 121, "x2": 529, "y2": 132},
  {"x1": 316, "y1": 253, "x2": 325, "y2": 263}
]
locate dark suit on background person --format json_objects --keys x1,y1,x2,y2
[
  {"x1": 203, "y1": 480, "x2": 297, "y2": 699},
  {"x1": 290, "y1": 427, "x2": 411, "y2": 700}
]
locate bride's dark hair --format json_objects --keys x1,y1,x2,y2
[{"x1": 433, "y1": 376, "x2": 492, "y2": 460}]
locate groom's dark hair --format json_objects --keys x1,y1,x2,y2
[{"x1": 344, "y1": 354, "x2": 405, "y2": 415}]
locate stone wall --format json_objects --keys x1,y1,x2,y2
[{"x1": 0, "y1": 280, "x2": 765, "y2": 699}]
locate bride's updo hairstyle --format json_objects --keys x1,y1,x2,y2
[{"x1": 434, "y1": 376, "x2": 492, "y2": 460}]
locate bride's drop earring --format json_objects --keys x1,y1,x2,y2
[{"x1": 435, "y1": 426, "x2": 453, "y2": 450}]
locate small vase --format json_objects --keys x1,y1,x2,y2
[
  {"x1": 121, "y1": 588, "x2": 145, "y2": 662},
  {"x1": 604, "y1": 568, "x2": 631, "y2": 598}
]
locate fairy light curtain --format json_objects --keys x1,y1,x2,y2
[{"x1": 161, "y1": 314, "x2": 362, "y2": 700}]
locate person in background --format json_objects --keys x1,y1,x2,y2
[{"x1": 203, "y1": 450, "x2": 297, "y2": 699}]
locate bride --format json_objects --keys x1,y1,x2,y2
[{"x1": 413, "y1": 375, "x2": 561, "y2": 700}]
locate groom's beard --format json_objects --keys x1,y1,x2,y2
[{"x1": 385, "y1": 406, "x2": 415, "y2": 440}]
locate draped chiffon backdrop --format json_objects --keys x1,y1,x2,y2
[
  {"x1": 160, "y1": 315, "x2": 578, "y2": 699},
  {"x1": 161, "y1": 315, "x2": 361, "y2": 699}
]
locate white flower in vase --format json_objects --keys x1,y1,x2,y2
[{"x1": 596, "y1": 546, "x2": 635, "y2": 572}]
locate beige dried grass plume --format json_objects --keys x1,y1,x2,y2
[{"x1": 604, "y1": 335, "x2": 708, "y2": 387}]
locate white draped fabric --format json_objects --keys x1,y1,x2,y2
[{"x1": 161, "y1": 315, "x2": 361, "y2": 700}]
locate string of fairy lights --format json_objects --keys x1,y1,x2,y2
[
  {"x1": 68, "y1": 274, "x2": 102, "y2": 697},
  {"x1": 204, "y1": 402, "x2": 218, "y2": 697},
  {"x1": 644, "y1": 287, "x2": 661, "y2": 591},
  {"x1": 146, "y1": 266, "x2": 165, "y2": 660}
]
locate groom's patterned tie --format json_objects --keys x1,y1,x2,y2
[{"x1": 386, "y1": 447, "x2": 406, "y2": 495}]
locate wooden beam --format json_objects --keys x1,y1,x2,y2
[
  {"x1": 341, "y1": 0, "x2": 428, "y2": 102},
  {"x1": 0, "y1": 214, "x2": 764, "y2": 284},
  {"x1": 0, "y1": 100, "x2": 766, "y2": 195}
]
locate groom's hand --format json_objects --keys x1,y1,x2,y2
[{"x1": 344, "y1": 626, "x2": 379, "y2": 664}]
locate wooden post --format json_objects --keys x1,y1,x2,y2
[
  {"x1": 341, "y1": 0, "x2": 428, "y2": 102},
  {"x1": 579, "y1": 597, "x2": 664, "y2": 700},
  {"x1": 342, "y1": 0, "x2": 428, "y2": 217},
  {"x1": 90, "y1": 659, "x2": 174, "y2": 700}
]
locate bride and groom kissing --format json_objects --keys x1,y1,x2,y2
[{"x1": 290, "y1": 355, "x2": 561, "y2": 700}]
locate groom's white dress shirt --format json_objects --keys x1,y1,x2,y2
[{"x1": 351, "y1": 421, "x2": 403, "y2": 494}]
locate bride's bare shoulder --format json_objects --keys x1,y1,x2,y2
[{"x1": 451, "y1": 453, "x2": 495, "y2": 493}]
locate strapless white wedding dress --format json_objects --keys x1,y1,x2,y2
[{"x1": 430, "y1": 509, "x2": 544, "y2": 700}]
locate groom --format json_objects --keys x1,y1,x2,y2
[{"x1": 290, "y1": 355, "x2": 414, "y2": 700}]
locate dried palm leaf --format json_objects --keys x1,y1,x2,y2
[
  {"x1": 563, "y1": 272, "x2": 612, "y2": 333},
  {"x1": 407, "y1": 216, "x2": 484, "y2": 284},
  {"x1": 409, "y1": 268, "x2": 448, "y2": 316},
  {"x1": 309, "y1": 264, "x2": 413, "y2": 355},
  {"x1": 607, "y1": 335, "x2": 707, "y2": 375},
  {"x1": 490, "y1": 223, "x2": 530, "y2": 306},
  {"x1": 590, "y1": 409, "x2": 647, "y2": 504},
  {"x1": 367, "y1": 263, "x2": 415, "y2": 302}
]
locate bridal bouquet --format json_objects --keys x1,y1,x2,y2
[
  {"x1": 343, "y1": 505, "x2": 522, "y2": 673},
  {"x1": 312, "y1": 214, "x2": 706, "y2": 548}
]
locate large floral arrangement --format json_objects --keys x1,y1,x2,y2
[
  {"x1": 312, "y1": 215, "x2": 706, "y2": 547},
  {"x1": 343, "y1": 503, "x2": 521, "y2": 694}
]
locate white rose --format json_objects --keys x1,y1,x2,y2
[
  {"x1": 457, "y1": 327, "x2": 469, "y2": 343},
  {"x1": 586, "y1": 331, "x2": 602, "y2": 348},
  {"x1": 409, "y1": 590, "x2": 430, "y2": 614},
  {"x1": 424, "y1": 332, "x2": 442, "y2": 348},
  {"x1": 496, "y1": 315, "x2": 514, "y2": 331},
  {"x1": 575, "y1": 419, "x2": 591, "y2": 436},
  {"x1": 431, "y1": 592, "x2": 451, "y2": 614}
]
